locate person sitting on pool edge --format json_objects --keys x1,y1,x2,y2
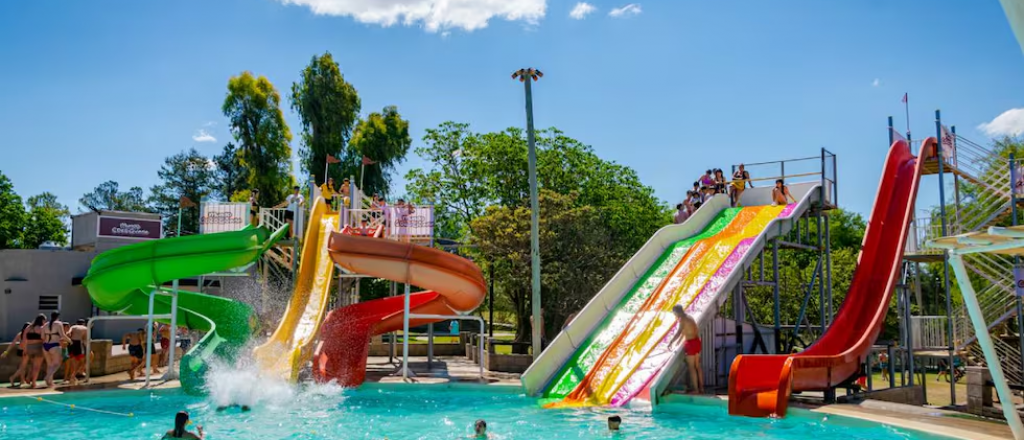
[
  {"x1": 163, "y1": 411, "x2": 204, "y2": 439},
  {"x1": 668, "y1": 304, "x2": 703, "y2": 394},
  {"x1": 608, "y1": 415, "x2": 622, "y2": 432},
  {"x1": 472, "y1": 419, "x2": 488, "y2": 438}
]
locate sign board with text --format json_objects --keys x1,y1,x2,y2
[
  {"x1": 199, "y1": 202, "x2": 250, "y2": 234},
  {"x1": 97, "y1": 216, "x2": 162, "y2": 240},
  {"x1": 385, "y1": 205, "x2": 434, "y2": 238}
]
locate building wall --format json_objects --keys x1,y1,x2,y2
[{"x1": 0, "y1": 249, "x2": 96, "y2": 341}]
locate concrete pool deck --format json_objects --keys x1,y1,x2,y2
[{"x1": 1, "y1": 355, "x2": 1013, "y2": 439}]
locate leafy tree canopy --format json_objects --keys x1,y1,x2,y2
[
  {"x1": 291, "y1": 52, "x2": 361, "y2": 187},
  {"x1": 223, "y1": 71, "x2": 294, "y2": 207},
  {"x1": 79, "y1": 180, "x2": 148, "y2": 212},
  {"x1": 0, "y1": 171, "x2": 26, "y2": 249},
  {"x1": 349, "y1": 105, "x2": 412, "y2": 198},
  {"x1": 149, "y1": 148, "x2": 218, "y2": 235},
  {"x1": 22, "y1": 192, "x2": 70, "y2": 248}
]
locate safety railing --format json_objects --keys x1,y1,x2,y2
[
  {"x1": 911, "y1": 316, "x2": 949, "y2": 349},
  {"x1": 731, "y1": 148, "x2": 838, "y2": 208},
  {"x1": 905, "y1": 211, "x2": 945, "y2": 257}
]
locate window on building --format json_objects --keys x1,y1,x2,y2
[{"x1": 39, "y1": 295, "x2": 61, "y2": 311}]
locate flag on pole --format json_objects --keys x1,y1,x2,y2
[
  {"x1": 326, "y1": 154, "x2": 341, "y2": 164},
  {"x1": 179, "y1": 196, "x2": 197, "y2": 208},
  {"x1": 940, "y1": 124, "x2": 956, "y2": 165},
  {"x1": 362, "y1": 155, "x2": 377, "y2": 165},
  {"x1": 890, "y1": 127, "x2": 907, "y2": 144},
  {"x1": 901, "y1": 93, "x2": 908, "y2": 103}
]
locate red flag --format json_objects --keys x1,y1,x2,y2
[
  {"x1": 901, "y1": 93, "x2": 907, "y2": 104},
  {"x1": 179, "y1": 196, "x2": 197, "y2": 208},
  {"x1": 326, "y1": 154, "x2": 341, "y2": 164},
  {"x1": 362, "y1": 155, "x2": 376, "y2": 165}
]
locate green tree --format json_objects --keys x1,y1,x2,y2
[
  {"x1": 471, "y1": 191, "x2": 620, "y2": 341},
  {"x1": 149, "y1": 148, "x2": 218, "y2": 235},
  {"x1": 223, "y1": 71, "x2": 294, "y2": 207},
  {"x1": 406, "y1": 122, "x2": 669, "y2": 251},
  {"x1": 213, "y1": 142, "x2": 247, "y2": 201},
  {"x1": 22, "y1": 192, "x2": 70, "y2": 248},
  {"x1": 0, "y1": 171, "x2": 26, "y2": 249},
  {"x1": 291, "y1": 52, "x2": 361, "y2": 186},
  {"x1": 349, "y1": 106, "x2": 412, "y2": 197},
  {"x1": 79, "y1": 181, "x2": 148, "y2": 212},
  {"x1": 404, "y1": 122, "x2": 488, "y2": 239}
]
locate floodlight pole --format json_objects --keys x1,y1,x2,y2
[{"x1": 513, "y1": 68, "x2": 544, "y2": 361}]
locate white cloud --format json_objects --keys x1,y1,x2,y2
[
  {"x1": 203, "y1": 121, "x2": 217, "y2": 127},
  {"x1": 872, "y1": 78, "x2": 880, "y2": 87},
  {"x1": 608, "y1": 3, "x2": 641, "y2": 17},
  {"x1": 978, "y1": 108, "x2": 1024, "y2": 137},
  {"x1": 192, "y1": 129, "x2": 217, "y2": 143},
  {"x1": 276, "y1": 0, "x2": 547, "y2": 33},
  {"x1": 569, "y1": 2, "x2": 596, "y2": 19}
]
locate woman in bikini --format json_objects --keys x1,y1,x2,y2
[
  {"x1": 2, "y1": 322, "x2": 30, "y2": 387},
  {"x1": 42, "y1": 311, "x2": 70, "y2": 388},
  {"x1": 713, "y1": 169, "x2": 727, "y2": 195},
  {"x1": 772, "y1": 179, "x2": 797, "y2": 206},
  {"x1": 23, "y1": 314, "x2": 47, "y2": 389}
]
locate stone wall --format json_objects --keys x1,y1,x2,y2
[
  {"x1": 464, "y1": 341, "x2": 532, "y2": 374},
  {"x1": 862, "y1": 385, "x2": 925, "y2": 406},
  {"x1": 967, "y1": 366, "x2": 995, "y2": 417},
  {"x1": 1, "y1": 340, "x2": 178, "y2": 381}
]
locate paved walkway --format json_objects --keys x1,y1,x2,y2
[{"x1": 365, "y1": 355, "x2": 520, "y2": 386}]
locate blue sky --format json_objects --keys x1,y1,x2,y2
[{"x1": 1, "y1": 0, "x2": 1023, "y2": 221}]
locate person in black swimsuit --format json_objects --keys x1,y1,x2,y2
[
  {"x1": 43, "y1": 311, "x2": 69, "y2": 388},
  {"x1": 24, "y1": 314, "x2": 47, "y2": 389},
  {"x1": 122, "y1": 328, "x2": 147, "y2": 380},
  {"x1": 162, "y1": 411, "x2": 204, "y2": 439}
]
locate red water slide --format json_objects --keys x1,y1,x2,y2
[
  {"x1": 728, "y1": 138, "x2": 930, "y2": 418},
  {"x1": 312, "y1": 228, "x2": 486, "y2": 387}
]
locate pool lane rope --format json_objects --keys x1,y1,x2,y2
[{"x1": 25, "y1": 396, "x2": 135, "y2": 417}]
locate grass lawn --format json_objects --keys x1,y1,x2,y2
[{"x1": 865, "y1": 371, "x2": 969, "y2": 407}]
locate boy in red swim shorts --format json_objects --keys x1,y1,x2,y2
[{"x1": 668, "y1": 304, "x2": 703, "y2": 394}]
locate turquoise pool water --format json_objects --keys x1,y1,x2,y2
[{"x1": 0, "y1": 384, "x2": 950, "y2": 440}]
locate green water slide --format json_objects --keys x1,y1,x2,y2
[
  {"x1": 83, "y1": 225, "x2": 287, "y2": 394},
  {"x1": 542, "y1": 208, "x2": 740, "y2": 398}
]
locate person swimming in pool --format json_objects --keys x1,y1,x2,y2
[
  {"x1": 162, "y1": 411, "x2": 204, "y2": 439},
  {"x1": 607, "y1": 415, "x2": 622, "y2": 432},
  {"x1": 668, "y1": 305, "x2": 703, "y2": 394},
  {"x1": 471, "y1": 419, "x2": 489, "y2": 438}
]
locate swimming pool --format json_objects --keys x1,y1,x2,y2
[{"x1": 1, "y1": 384, "x2": 951, "y2": 440}]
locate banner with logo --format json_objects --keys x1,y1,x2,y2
[
  {"x1": 97, "y1": 216, "x2": 162, "y2": 240},
  {"x1": 1014, "y1": 164, "x2": 1024, "y2": 196},
  {"x1": 1016, "y1": 266, "x2": 1024, "y2": 297},
  {"x1": 386, "y1": 205, "x2": 434, "y2": 237},
  {"x1": 199, "y1": 202, "x2": 251, "y2": 234}
]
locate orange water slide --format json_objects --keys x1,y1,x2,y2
[
  {"x1": 312, "y1": 228, "x2": 486, "y2": 386},
  {"x1": 728, "y1": 138, "x2": 929, "y2": 418}
]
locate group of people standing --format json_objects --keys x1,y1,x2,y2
[
  {"x1": 675, "y1": 164, "x2": 799, "y2": 224},
  {"x1": 675, "y1": 164, "x2": 754, "y2": 224},
  {"x1": 3, "y1": 312, "x2": 89, "y2": 388}
]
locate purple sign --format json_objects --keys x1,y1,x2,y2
[{"x1": 97, "y1": 216, "x2": 162, "y2": 240}]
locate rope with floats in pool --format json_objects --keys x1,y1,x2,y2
[{"x1": 25, "y1": 396, "x2": 135, "y2": 417}]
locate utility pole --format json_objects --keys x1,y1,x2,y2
[{"x1": 512, "y1": 68, "x2": 544, "y2": 361}]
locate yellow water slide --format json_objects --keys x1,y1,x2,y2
[{"x1": 253, "y1": 198, "x2": 337, "y2": 381}]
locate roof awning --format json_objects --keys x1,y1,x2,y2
[{"x1": 928, "y1": 225, "x2": 1024, "y2": 256}]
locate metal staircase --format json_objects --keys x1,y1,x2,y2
[{"x1": 914, "y1": 132, "x2": 1022, "y2": 384}]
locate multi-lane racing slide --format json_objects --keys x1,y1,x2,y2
[
  {"x1": 83, "y1": 224, "x2": 287, "y2": 394},
  {"x1": 728, "y1": 139, "x2": 925, "y2": 417},
  {"x1": 312, "y1": 230, "x2": 486, "y2": 387},
  {"x1": 524, "y1": 180, "x2": 821, "y2": 408},
  {"x1": 253, "y1": 199, "x2": 339, "y2": 381}
]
